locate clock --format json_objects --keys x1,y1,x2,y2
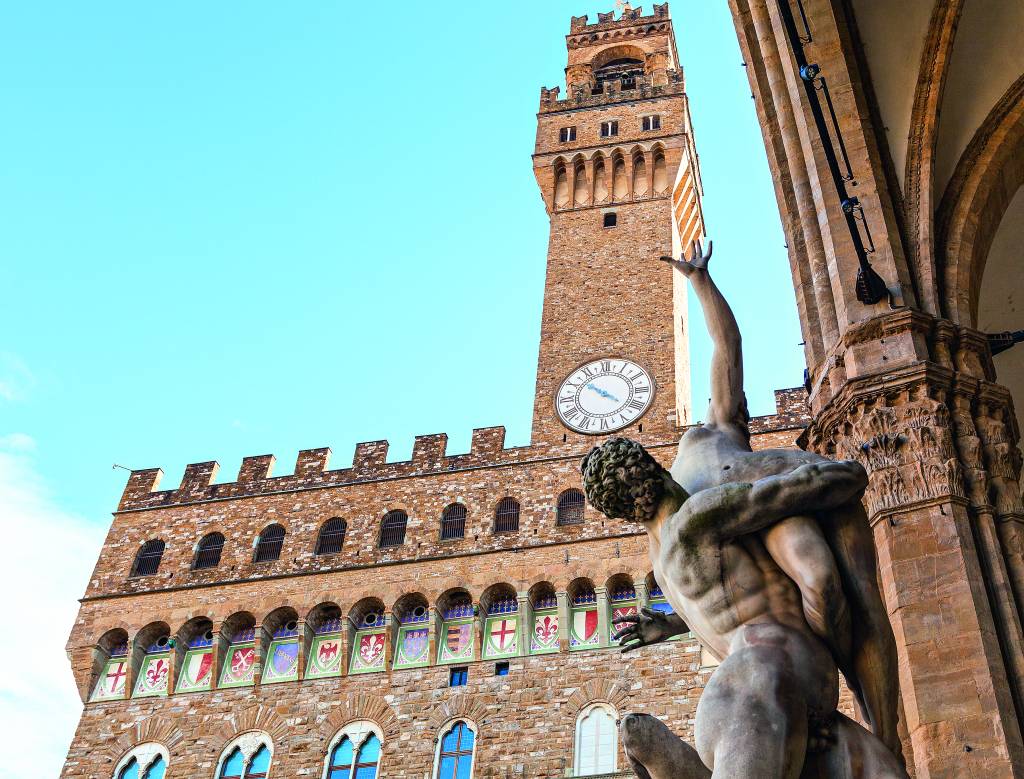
[{"x1": 555, "y1": 357, "x2": 655, "y2": 434}]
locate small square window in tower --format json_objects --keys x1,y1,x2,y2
[
  {"x1": 495, "y1": 661, "x2": 510, "y2": 676},
  {"x1": 642, "y1": 115, "x2": 662, "y2": 131},
  {"x1": 603, "y1": 212, "x2": 617, "y2": 228},
  {"x1": 559, "y1": 126, "x2": 577, "y2": 143},
  {"x1": 600, "y1": 121, "x2": 619, "y2": 138},
  {"x1": 449, "y1": 666, "x2": 468, "y2": 687}
]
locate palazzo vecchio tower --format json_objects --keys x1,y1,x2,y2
[{"x1": 62, "y1": 6, "x2": 807, "y2": 778}]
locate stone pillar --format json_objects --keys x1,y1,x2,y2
[
  {"x1": 383, "y1": 612, "x2": 395, "y2": 673},
  {"x1": 595, "y1": 585, "x2": 610, "y2": 649},
  {"x1": 804, "y1": 352, "x2": 1024, "y2": 777},
  {"x1": 633, "y1": 579, "x2": 650, "y2": 611},
  {"x1": 472, "y1": 602, "x2": 484, "y2": 661},
  {"x1": 427, "y1": 606, "x2": 439, "y2": 667},
  {"x1": 728, "y1": 0, "x2": 1024, "y2": 771},
  {"x1": 556, "y1": 591, "x2": 570, "y2": 652},
  {"x1": 296, "y1": 618, "x2": 310, "y2": 681},
  {"x1": 252, "y1": 623, "x2": 269, "y2": 691},
  {"x1": 517, "y1": 592, "x2": 531, "y2": 657},
  {"x1": 210, "y1": 623, "x2": 225, "y2": 690},
  {"x1": 167, "y1": 634, "x2": 183, "y2": 694},
  {"x1": 341, "y1": 618, "x2": 354, "y2": 677}
]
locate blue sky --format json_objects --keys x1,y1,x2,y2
[{"x1": 0, "y1": 2, "x2": 803, "y2": 774}]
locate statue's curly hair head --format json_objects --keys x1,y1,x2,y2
[{"x1": 580, "y1": 437, "x2": 669, "y2": 523}]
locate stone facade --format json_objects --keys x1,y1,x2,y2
[{"x1": 59, "y1": 6, "x2": 814, "y2": 778}]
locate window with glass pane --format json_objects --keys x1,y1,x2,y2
[
  {"x1": 328, "y1": 734, "x2": 380, "y2": 779},
  {"x1": 244, "y1": 746, "x2": 270, "y2": 778},
  {"x1": 438, "y1": 722, "x2": 475, "y2": 779},
  {"x1": 574, "y1": 705, "x2": 617, "y2": 775},
  {"x1": 116, "y1": 749, "x2": 167, "y2": 779},
  {"x1": 354, "y1": 735, "x2": 380, "y2": 779},
  {"x1": 219, "y1": 748, "x2": 245, "y2": 779},
  {"x1": 328, "y1": 738, "x2": 354, "y2": 778},
  {"x1": 144, "y1": 756, "x2": 166, "y2": 779}
]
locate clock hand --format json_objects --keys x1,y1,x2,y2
[{"x1": 585, "y1": 383, "x2": 621, "y2": 403}]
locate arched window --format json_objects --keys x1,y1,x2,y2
[
  {"x1": 574, "y1": 704, "x2": 617, "y2": 775},
  {"x1": 113, "y1": 743, "x2": 168, "y2": 779},
  {"x1": 193, "y1": 532, "x2": 225, "y2": 570},
  {"x1": 316, "y1": 518, "x2": 347, "y2": 556},
  {"x1": 130, "y1": 540, "x2": 165, "y2": 577},
  {"x1": 253, "y1": 524, "x2": 285, "y2": 563},
  {"x1": 653, "y1": 149, "x2": 668, "y2": 193},
  {"x1": 440, "y1": 503, "x2": 467, "y2": 541},
  {"x1": 554, "y1": 162, "x2": 569, "y2": 208},
  {"x1": 379, "y1": 510, "x2": 408, "y2": 548},
  {"x1": 632, "y1": 151, "x2": 649, "y2": 196},
  {"x1": 435, "y1": 721, "x2": 476, "y2": 779},
  {"x1": 556, "y1": 489, "x2": 585, "y2": 526},
  {"x1": 493, "y1": 497, "x2": 520, "y2": 534},
  {"x1": 217, "y1": 734, "x2": 273, "y2": 778},
  {"x1": 325, "y1": 721, "x2": 382, "y2": 779},
  {"x1": 612, "y1": 156, "x2": 628, "y2": 200}
]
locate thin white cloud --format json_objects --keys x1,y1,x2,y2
[
  {"x1": 0, "y1": 432, "x2": 36, "y2": 452},
  {"x1": 0, "y1": 436, "x2": 104, "y2": 778},
  {"x1": 0, "y1": 352, "x2": 34, "y2": 402}
]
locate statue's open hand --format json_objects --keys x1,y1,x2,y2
[
  {"x1": 660, "y1": 238, "x2": 713, "y2": 277},
  {"x1": 613, "y1": 607, "x2": 675, "y2": 653}
]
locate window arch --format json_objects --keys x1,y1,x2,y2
[
  {"x1": 554, "y1": 161, "x2": 569, "y2": 208},
  {"x1": 493, "y1": 497, "x2": 520, "y2": 534},
  {"x1": 193, "y1": 532, "x2": 225, "y2": 570},
  {"x1": 130, "y1": 540, "x2": 165, "y2": 577},
  {"x1": 379, "y1": 510, "x2": 408, "y2": 548},
  {"x1": 113, "y1": 743, "x2": 168, "y2": 779},
  {"x1": 574, "y1": 703, "x2": 617, "y2": 775},
  {"x1": 324, "y1": 720, "x2": 383, "y2": 779},
  {"x1": 216, "y1": 732, "x2": 273, "y2": 779},
  {"x1": 440, "y1": 503, "x2": 467, "y2": 541},
  {"x1": 556, "y1": 489, "x2": 585, "y2": 526},
  {"x1": 252, "y1": 524, "x2": 285, "y2": 563},
  {"x1": 434, "y1": 720, "x2": 476, "y2": 779},
  {"x1": 316, "y1": 518, "x2": 347, "y2": 556}
]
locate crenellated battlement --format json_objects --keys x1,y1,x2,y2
[
  {"x1": 117, "y1": 389, "x2": 810, "y2": 513},
  {"x1": 119, "y1": 425, "x2": 523, "y2": 512},
  {"x1": 569, "y1": 3, "x2": 670, "y2": 35},
  {"x1": 538, "y1": 71, "x2": 684, "y2": 112}
]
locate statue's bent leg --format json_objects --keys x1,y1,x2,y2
[
  {"x1": 761, "y1": 516, "x2": 855, "y2": 684},
  {"x1": 620, "y1": 713, "x2": 711, "y2": 779},
  {"x1": 818, "y1": 504, "x2": 903, "y2": 760},
  {"x1": 804, "y1": 713, "x2": 909, "y2": 779},
  {"x1": 695, "y1": 642, "x2": 809, "y2": 779}
]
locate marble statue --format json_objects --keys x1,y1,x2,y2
[{"x1": 580, "y1": 241, "x2": 908, "y2": 778}]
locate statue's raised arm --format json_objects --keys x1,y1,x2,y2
[{"x1": 661, "y1": 240, "x2": 747, "y2": 439}]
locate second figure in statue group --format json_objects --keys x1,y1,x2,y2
[{"x1": 582, "y1": 241, "x2": 908, "y2": 779}]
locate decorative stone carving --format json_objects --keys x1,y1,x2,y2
[{"x1": 837, "y1": 390, "x2": 965, "y2": 522}]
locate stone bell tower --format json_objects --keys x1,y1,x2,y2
[{"x1": 530, "y1": 2, "x2": 705, "y2": 449}]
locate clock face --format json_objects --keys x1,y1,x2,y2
[{"x1": 555, "y1": 358, "x2": 655, "y2": 434}]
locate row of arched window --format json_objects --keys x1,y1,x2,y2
[
  {"x1": 116, "y1": 705, "x2": 619, "y2": 779},
  {"x1": 129, "y1": 489, "x2": 588, "y2": 578},
  {"x1": 552, "y1": 147, "x2": 670, "y2": 209},
  {"x1": 88, "y1": 575, "x2": 678, "y2": 703}
]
